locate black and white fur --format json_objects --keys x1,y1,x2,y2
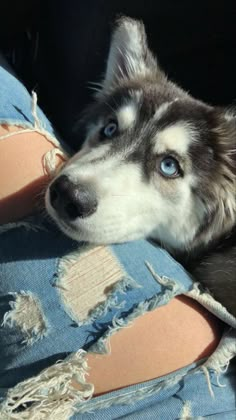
[{"x1": 46, "y1": 18, "x2": 236, "y2": 316}]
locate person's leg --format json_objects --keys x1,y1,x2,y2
[
  {"x1": 86, "y1": 295, "x2": 222, "y2": 396},
  {"x1": 0, "y1": 61, "x2": 68, "y2": 223},
  {"x1": 0, "y1": 126, "x2": 65, "y2": 223}
]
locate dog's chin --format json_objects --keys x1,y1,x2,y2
[
  {"x1": 54, "y1": 220, "x2": 129, "y2": 244},
  {"x1": 46, "y1": 209, "x2": 102, "y2": 243},
  {"x1": 47, "y1": 214, "x2": 78, "y2": 242},
  {"x1": 54, "y1": 218, "x2": 80, "y2": 240},
  {"x1": 46, "y1": 198, "x2": 154, "y2": 244},
  {"x1": 47, "y1": 211, "x2": 147, "y2": 245}
]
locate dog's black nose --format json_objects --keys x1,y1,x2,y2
[{"x1": 49, "y1": 175, "x2": 97, "y2": 220}]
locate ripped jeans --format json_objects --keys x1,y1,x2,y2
[{"x1": 0, "y1": 63, "x2": 236, "y2": 420}]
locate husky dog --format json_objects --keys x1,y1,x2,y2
[{"x1": 46, "y1": 18, "x2": 236, "y2": 316}]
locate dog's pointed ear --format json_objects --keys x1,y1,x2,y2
[{"x1": 101, "y1": 17, "x2": 163, "y2": 94}]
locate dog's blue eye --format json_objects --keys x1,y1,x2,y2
[
  {"x1": 160, "y1": 157, "x2": 180, "y2": 178},
  {"x1": 102, "y1": 121, "x2": 118, "y2": 138}
]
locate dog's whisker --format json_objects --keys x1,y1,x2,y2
[
  {"x1": 87, "y1": 81, "x2": 103, "y2": 88},
  {"x1": 104, "y1": 100, "x2": 116, "y2": 115},
  {"x1": 88, "y1": 86, "x2": 102, "y2": 94}
]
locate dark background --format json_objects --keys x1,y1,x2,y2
[{"x1": 1, "y1": 0, "x2": 236, "y2": 149}]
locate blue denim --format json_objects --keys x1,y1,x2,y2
[{"x1": 0, "y1": 61, "x2": 235, "y2": 419}]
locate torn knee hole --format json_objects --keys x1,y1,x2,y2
[
  {"x1": 0, "y1": 92, "x2": 68, "y2": 176},
  {"x1": 56, "y1": 246, "x2": 139, "y2": 326}
]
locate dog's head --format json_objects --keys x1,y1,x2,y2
[{"x1": 45, "y1": 18, "x2": 236, "y2": 252}]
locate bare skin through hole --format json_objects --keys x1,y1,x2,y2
[
  {"x1": 80, "y1": 296, "x2": 223, "y2": 396},
  {"x1": 0, "y1": 125, "x2": 64, "y2": 223}
]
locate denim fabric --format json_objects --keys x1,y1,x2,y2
[
  {"x1": 0, "y1": 62, "x2": 70, "y2": 153},
  {"x1": 0, "y1": 62, "x2": 235, "y2": 419},
  {"x1": 0, "y1": 216, "x2": 195, "y2": 382},
  {"x1": 73, "y1": 362, "x2": 236, "y2": 419},
  {"x1": 0, "y1": 64, "x2": 53, "y2": 133}
]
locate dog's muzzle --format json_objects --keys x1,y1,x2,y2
[{"x1": 49, "y1": 175, "x2": 97, "y2": 220}]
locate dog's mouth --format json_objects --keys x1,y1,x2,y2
[{"x1": 54, "y1": 218, "x2": 80, "y2": 240}]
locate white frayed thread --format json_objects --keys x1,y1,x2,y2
[
  {"x1": 32, "y1": 91, "x2": 41, "y2": 130},
  {"x1": 105, "y1": 315, "x2": 135, "y2": 355},
  {"x1": 89, "y1": 315, "x2": 135, "y2": 355},
  {"x1": 215, "y1": 367, "x2": 227, "y2": 388},
  {"x1": 204, "y1": 329, "x2": 236, "y2": 371},
  {"x1": 201, "y1": 366, "x2": 215, "y2": 398},
  {"x1": 179, "y1": 400, "x2": 192, "y2": 419},
  {"x1": 201, "y1": 328, "x2": 236, "y2": 396},
  {"x1": 0, "y1": 350, "x2": 94, "y2": 420},
  {"x1": 2, "y1": 291, "x2": 48, "y2": 345},
  {"x1": 0, "y1": 127, "x2": 35, "y2": 141},
  {"x1": 0, "y1": 127, "x2": 33, "y2": 141},
  {"x1": 43, "y1": 148, "x2": 67, "y2": 176},
  {"x1": 145, "y1": 261, "x2": 177, "y2": 290}
]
